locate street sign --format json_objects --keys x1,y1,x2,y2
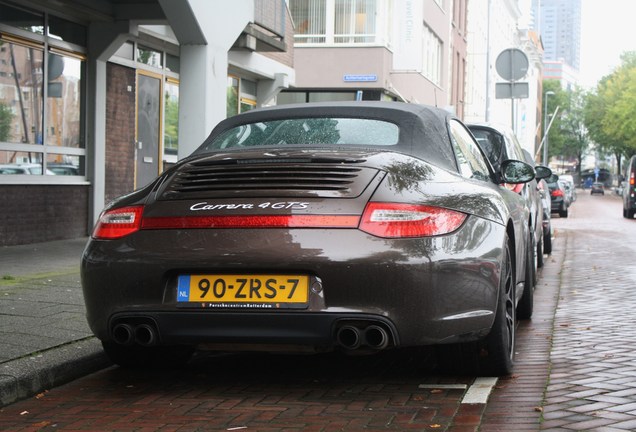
[
  {"x1": 495, "y1": 82, "x2": 529, "y2": 99},
  {"x1": 495, "y1": 48, "x2": 529, "y2": 81}
]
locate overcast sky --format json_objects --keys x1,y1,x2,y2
[{"x1": 579, "y1": 0, "x2": 636, "y2": 88}]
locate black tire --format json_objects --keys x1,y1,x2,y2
[
  {"x1": 478, "y1": 235, "x2": 516, "y2": 376},
  {"x1": 537, "y1": 234, "x2": 544, "y2": 268},
  {"x1": 629, "y1": 209, "x2": 635, "y2": 219},
  {"x1": 102, "y1": 341, "x2": 194, "y2": 368},
  {"x1": 517, "y1": 234, "x2": 535, "y2": 320},
  {"x1": 559, "y1": 206, "x2": 568, "y2": 218}
]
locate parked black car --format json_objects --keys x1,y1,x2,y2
[{"x1": 82, "y1": 102, "x2": 539, "y2": 375}]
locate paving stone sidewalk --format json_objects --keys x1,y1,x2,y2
[{"x1": 0, "y1": 238, "x2": 110, "y2": 407}]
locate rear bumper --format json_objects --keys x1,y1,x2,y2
[{"x1": 82, "y1": 217, "x2": 505, "y2": 350}]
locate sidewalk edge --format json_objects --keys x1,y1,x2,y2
[{"x1": 0, "y1": 338, "x2": 111, "y2": 407}]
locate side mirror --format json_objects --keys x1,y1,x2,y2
[
  {"x1": 534, "y1": 165, "x2": 552, "y2": 180},
  {"x1": 500, "y1": 160, "x2": 535, "y2": 184}
]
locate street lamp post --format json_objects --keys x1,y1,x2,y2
[{"x1": 543, "y1": 90, "x2": 555, "y2": 167}]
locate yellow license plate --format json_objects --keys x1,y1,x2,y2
[{"x1": 177, "y1": 274, "x2": 309, "y2": 304}]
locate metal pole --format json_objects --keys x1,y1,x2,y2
[
  {"x1": 485, "y1": 0, "x2": 492, "y2": 122},
  {"x1": 543, "y1": 91, "x2": 555, "y2": 166}
]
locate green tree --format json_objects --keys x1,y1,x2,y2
[
  {"x1": 543, "y1": 80, "x2": 590, "y2": 176},
  {"x1": 584, "y1": 52, "x2": 636, "y2": 176}
]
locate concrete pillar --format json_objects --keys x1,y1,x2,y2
[
  {"x1": 86, "y1": 21, "x2": 137, "y2": 226},
  {"x1": 159, "y1": 0, "x2": 253, "y2": 158}
]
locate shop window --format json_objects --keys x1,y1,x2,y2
[
  {"x1": 137, "y1": 45, "x2": 162, "y2": 68},
  {"x1": 46, "y1": 154, "x2": 84, "y2": 176},
  {"x1": 0, "y1": 13, "x2": 86, "y2": 180},
  {"x1": 277, "y1": 92, "x2": 307, "y2": 105},
  {"x1": 163, "y1": 79, "x2": 179, "y2": 165},
  {"x1": 0, "y1": 3, "x2": 44, "y2": 35},
  {"x1": 240, "y1": 99, "x2": 256, "y2": 113},
  {"x1": 226, "y1": 76, "x2": 239, "y2": 117},
  {"x1": 48, "y1": 15, "x2": 86, "y2": 46},
  {"x1": 0, "y1": 39, "x2": 44, "y2": 145},
  {"x1": 166, "y1": 54, "x2": 179, "y2": 73},
  {"x1": 46, "y1": 51, "x2": 84, "y2": 148}
]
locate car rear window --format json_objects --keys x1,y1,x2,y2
[{"x1": 200, "y1": 118, "x2": 400, "y2": 151}]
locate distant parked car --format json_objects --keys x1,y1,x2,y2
[
  {"x1": 537, "y1": 179, "x2": 552, "y2": 255},
  {"x1": 623, "y1": 155, "x2": 636, "y2": 218},
  {"x1": 591, "y1": 182, "x2": 605, "y2": 195},
  {"x1": 547, "y1": 174, "x2": 568, "y2": 218}
]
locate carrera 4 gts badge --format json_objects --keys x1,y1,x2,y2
[{"x1": 189, "y1": 201, "x2": 309, "y2": 211}]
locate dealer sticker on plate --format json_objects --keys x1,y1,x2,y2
[{"x1": 177, "y1": 274, "x2": 309, "y2": 308}]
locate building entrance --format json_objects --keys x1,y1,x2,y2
[{"x1": 136, "y1": 71, "x2": 162, "y2": 188}]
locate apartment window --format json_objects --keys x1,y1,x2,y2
[
  {"x1": 291, "y1": 0, "x2": 327, "y2": 43},
  {"x1": 291, "y1": 0, "x2": 387, "y2": 45},
  {"x1": 422, "y1": 26, "x2": 442, "y2": 86},
  {"x1": 334, "y1": 0, "x2": 376, "y2": 43}
]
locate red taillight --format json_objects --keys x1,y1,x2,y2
[
  {"x1": 551, "y1": 189, "x2": 564, "y2": 198},
  {"x1": 140, "y1": 214, "x2": 360, "y2": 229},
  {"x1": 92, "y1": 206, "x2": 144, "y2": 239},
  {"x1": 359, "y1": 203, "x2": 467, "y2": 238}
]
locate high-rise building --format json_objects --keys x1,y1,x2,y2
[{"x1": 532, "y1": 0, "x2": 581, "y2": 73}]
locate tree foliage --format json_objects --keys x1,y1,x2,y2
[
  {"x1": 584, "y1": 51, "x2": 636, "y2": 174},
  {"x1": 543, "y1": 80, "x2": 589, "y2": 176}
]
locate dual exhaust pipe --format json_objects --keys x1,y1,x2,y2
[
  {"x1": 112, "y1": 319, "x2": 392, "y2": 351},
  {"x1": 112, "y1": 322, "x2": 158, "y2": 347},
  {"x1": 336, "y1": 323, "x2": 391, "y2": 351}
]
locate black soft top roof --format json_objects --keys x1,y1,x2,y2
[{"x1": 196, "y1": 101, "x2": 459, "y2": 172}]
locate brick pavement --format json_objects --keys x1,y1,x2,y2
[
  {"x1": 2, "y1": 192, "x2": 636, "y2": 431},
  {"x1": 482, "y1": 192, "x2": 636, "y2": 432}
]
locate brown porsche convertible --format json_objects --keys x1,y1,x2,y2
[{"x1": 81, "y1": 102, "x2": 536, "y2": 375}]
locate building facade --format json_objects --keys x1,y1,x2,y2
[
  {"x1": 532, "y1": 0, "x2": 581, "y2": 72},
  {"x1": 281, "y1": 0, "x2": 467, "y2": 117},
  {"x1": 464, "y1": 0, "x2": 544, "y2": 157},
  {"x1": 0, "y1": 0, "x2": 295, "y2": 246}
]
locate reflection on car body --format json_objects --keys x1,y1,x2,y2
[{"x1": 81, "y1": 102, "x2": 538, "y2": 375}]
